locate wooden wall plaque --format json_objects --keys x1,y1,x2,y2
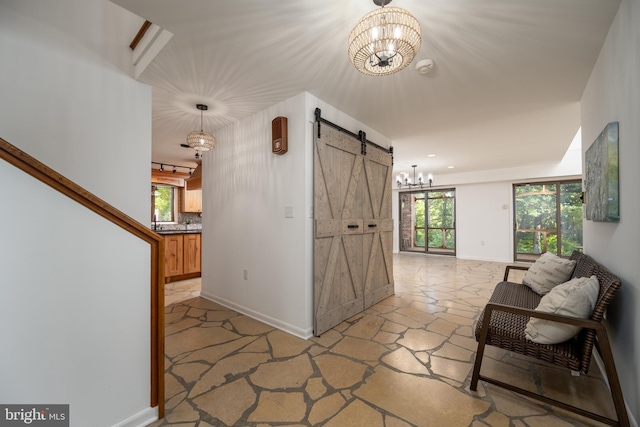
[{"x1": 272, "y1": 116, "x2": 288, "y2": 155}]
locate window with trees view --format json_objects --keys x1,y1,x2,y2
[
  {"x1": 399, "y1": 189, "x2": 455, "y2": 255},
  {"x1": 514, "y1": 181, "x2": 582, "y2": 261},
  {"x1": 152, "y1": 185, "x2": 175, "y2": 222}
]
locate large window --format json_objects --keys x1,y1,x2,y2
[
  {"x1": 399, "y1": 189, "x2": 456, "y2": 255},
  {"x1": 152, "y1": 185, "x2": 175, "y2": 222},
  {"x1": 514, "y1": 181, "x2": 582, "y2": 261}
]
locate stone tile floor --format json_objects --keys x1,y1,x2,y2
[
  {"x1": 165, "y1": 278, "x2": 202, "y2": 306},
  {"x1": 149, "y1": 253, "x2": 616, "y2": 427}
]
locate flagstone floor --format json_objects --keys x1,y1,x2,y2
[
  {"x1": 164, "y1": 277, "x2": 202, "y2": 306},
  {"x1": 149, "y1": 253, "x2": 616, "y2": 427}
]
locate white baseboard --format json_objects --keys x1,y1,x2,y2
[
  {"x1": 395, "y1": 252, "x2": 513, "y2": 264},
  {"x1": 455, "y1": 255, "x2": 513, "y2": 263},
  {"x1": 592, "y1": 351, "x2": 638, "y2": 427},
  {"x1": 111, "y1": 406, "x2": 157, "y2": 427},
  {"x1": 199, "y1": 291, "x2": 313, "y2": 340}
]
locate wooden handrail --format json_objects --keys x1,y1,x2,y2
[
  {"x1": 130, "y1": 20, "x2": 152, "y2": 50},
  {"x1": 0, "y1": 137, "x2": 165, "y2": 417}
]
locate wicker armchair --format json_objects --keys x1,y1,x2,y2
[{"x1": 470, "y1": 251, "x2": 629, "y2": 427}]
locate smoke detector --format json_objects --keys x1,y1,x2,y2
[{"x1": 415, "y1": 58, "x2": 434, "y2": 75}]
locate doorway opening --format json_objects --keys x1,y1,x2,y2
[{"x1": 399, "y1": 189, "x2": 456, "y2": 255}]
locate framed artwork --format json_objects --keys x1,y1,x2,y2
[{"x1": 585, "y1": 122, "x2": 619, "y2": 222}]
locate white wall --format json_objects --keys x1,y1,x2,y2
[
  {"x1": 581, "y1": 0, "x2": 640, "y2": 422},
  {"x1": 455, "y1": 182, "x2": 513, "y2": 262},
  {"x1": 0, "y1": 1, "x2": 154, "y2": 426},
  {"x1": 391, "y1": 161, "x2": 582, "y2": 261},
  {"x1": 200, "y1": 92, "x2": 392, "y2": 338},
  {"x1": 201, "y1": 92, "x2": 312, "y2": 338}
]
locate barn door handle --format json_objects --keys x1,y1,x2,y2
[
  {"x1": 347, "y1": 224, "x2": 359, "y2": 229},
  {"x1": 368, "y1": 224, "x2": 377, "y2": 228}
]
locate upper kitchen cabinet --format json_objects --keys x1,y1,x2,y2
[{"x1": 181, "y1": 187, "x2": 202, "y2": 213}]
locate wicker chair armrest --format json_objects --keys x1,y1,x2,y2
[
  {"x1": 483, "y1": 302, "x2": 602, "y2": 330},
  {"x1": 503, "y1": 265, "x2": 530, "y2": 281}
]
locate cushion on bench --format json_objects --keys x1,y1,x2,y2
[
  {"x1": 523, "y1": 252, "x2": 576, "y2": 294},
  {"x1": 525, "y1": 275, "x2": 599, "y2": 344}
]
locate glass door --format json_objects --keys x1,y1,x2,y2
[
  {"x1": 399, "y1": 189, "x2": 456, "y2": 255},
  {"x1": 513, "y1": 180, "x2": 583, "y2": 261}
]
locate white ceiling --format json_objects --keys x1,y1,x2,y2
[{"x1": 111, "y1": 0, "x2": 620, "y2": 178}]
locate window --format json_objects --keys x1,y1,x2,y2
[
  {"x1": 152, "y1": 185, "x2": 175, "y2": 222},
  {"x1": 399, "y1": 189, "x2": 456, "y2": 255},
  {"x1": 513, "y1": 180, "x2": 582, "y2": 261}
]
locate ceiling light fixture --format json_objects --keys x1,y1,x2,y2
[
  {"x1": 151, "y1": 161, "x2": 194, "y2": 174},
  {"x1": 396, "y1": 165, "x2": 433, "y2": 189},
  {"x1": 348, "y1": 0, "x2": 421, "y2": 76},
  {"x1": 186, "y1": 104, "x2": 216, "y2": 159}
]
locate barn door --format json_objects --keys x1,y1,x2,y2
[
  {"x1": 313, "y1": 123, "x2": 393, "y2": 336},
  {"x1": 362, "y1": 149, "x2": 394, "y2": 308}
]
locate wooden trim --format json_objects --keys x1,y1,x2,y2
[
  {"x1": 0, "y1": 137, "x2": 165, "y2": 418},
  {"x1": 165, "y1": 272, "x2": 201, "y2": 283},
  {"x1": 130, "y1": 20, "x2": 152, "y2": 50},
  {"x1": 152, "y1": 169, "x2": 187, "y2": 188},
  {"x1": 152, "y1": 169, "x2": 191, "y2": 179}
]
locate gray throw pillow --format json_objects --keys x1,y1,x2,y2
[
  {"x1": 525, "y1": 275, "x2": 599, "y2": 344},
  {"x1": 523, "y1": 252, "x2": 576, "y2": 294}
]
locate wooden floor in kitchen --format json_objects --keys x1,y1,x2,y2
[{"x1": 151, "y1": 253, "x2": 616, "y2": 427}]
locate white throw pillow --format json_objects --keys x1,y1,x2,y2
[
  {"x1": 525, "y1": 275, "x2": 599, "y2": 344},
  {"x1": 523, "y1": 252, "x2": 576, "y2": 294}
]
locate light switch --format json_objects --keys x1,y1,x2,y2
[{"x1": 285, "y1": 205, "x2": 294, "y2": 218}]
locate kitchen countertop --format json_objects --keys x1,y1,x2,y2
[{"x1": 156, "y1": 229, "x2": 202, "y2": 235}]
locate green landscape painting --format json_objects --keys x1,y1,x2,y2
[{"x1": 585, "y1": 122, "x2": 619, "y2": 222}]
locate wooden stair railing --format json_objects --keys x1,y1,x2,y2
[{"x1": 0, "y1": 137, "x2": 165, "y2": 417}]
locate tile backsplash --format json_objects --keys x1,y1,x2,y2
[
  {"x1": 178, "y1": 212, "x2": 202, "y2": 225},
  {"x1": 158, "y1": 223, "x2": 202, "y2": 231},
  {"x1": 152, "y1": 212, "x2": 202, "y2": 231}
]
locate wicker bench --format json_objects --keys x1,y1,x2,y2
[{"x1": 470, "y1": 251, "x2": 629, "y2": 427}]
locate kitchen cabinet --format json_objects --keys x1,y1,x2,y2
[
  {"x1": 164, "y1": 233, "x2": 201, "y2": 281},
  {"x1": 183, "y1": 233, "x2": 201, "y2": 274},
  {"x1": 181, "y1": 187, "x2": 202, "y2": 213},
  {"x1": 164, "y1": 234, "x2": 184, "y2": 277}
]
